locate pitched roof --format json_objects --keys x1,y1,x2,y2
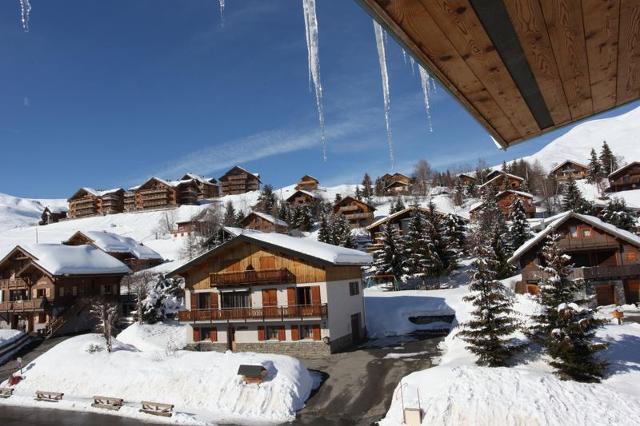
[
  {"x1": 169, "y1": 233, "x2": 372, "y2": 275},
  {"x1": 479, "y1": 172, "x2": 525, "y2": 189},
  {"x1": 298, "y1": 175, "x2": 319, "y2": 183},
  {"x1": 219, "y1": 166, "x2": 261, "y2": 181},
  {"x1": 242, "y1": 211, "x2": 288, "y2": 227},
  {"x1": 549, "y1": 160, "x2": 588, "y2": 174},
  {"x1": 333, "y1": 196, "x2": 376, "y2": 211},
  {"x1": 5, "y1": 244, "x2": 131, "y2": 276},
  {"x1": 470, "y1": 190, "x2": 533, "y2": 212},
  {"x1": 609, "y1": 161, "x2": 640, "y2": 179},
  {"x1": 66, "y1": 231, "x2": 163, "y2": 260},
  {"x1": 68, "y1": 187, "x2": 124, "y2": 201},
  {"x1": 366, "y1": 205, "x2": 433, "y2": 230},
  {"x1": 508, "y1": 211, "x2": 640, "y2": 264},
  {"x1": 286, "y1": 189, "x2": 320, "y2": 202}
]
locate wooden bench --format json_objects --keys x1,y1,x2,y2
[
  {"x1": 140, "y1": 401, "x2": 174, "y2": 417},
  {"x1": 35, "y1": 390, "x2": 63, "y2": 402},
  {"x1": 0, "y1": 387, "x2": 14, "y2": 398},
  {"x1": 91, "y1": 395, "x2": 124, "y2": 411}
]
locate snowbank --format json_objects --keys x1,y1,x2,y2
[
  {"x1": 2, "y1": 327, "x2": 313, "y2": 424},
  {"x1": 116, "y1": 321, "x2": 187, "y2": 352},
  {"x1": 0, "y1": 329, "x2": 24, "y2": 347},
  {"x1": 379, "y1": 280, "x2": 640, "y2": 426}
]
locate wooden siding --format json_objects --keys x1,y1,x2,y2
[{"x1": 219, "y1": 167, "x2": 261, "y2": 195}]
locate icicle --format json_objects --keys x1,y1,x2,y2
[
  {"x1": 402, "y1": 48, "x2": 407, "y2": 64},
  {"x1": 218, "y1": 0, "x2": 225, "y2": 23},
  {"x1": 19, "y1": 0, "x2": 31, "y2": 32},
  {"x1": 419, "y1": 66, "x2": 433, "y2": 133},
  {"x1": 373, "y1": 20, "x2": 394, "y2": 169},
  {"x1": 302, "y1": 0, "x2": 327, "y2": 160},
  {"x1": 409, "y1": 56, "x2": 416, "y2": 76},
  {"x1": 430, "y1": 75, "x2": 438, "y2": 95}
]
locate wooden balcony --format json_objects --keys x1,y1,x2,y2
[
  {"x1": 178, "y1": 304, "x2": 327, "y2": 322},
  {"x1": 0, "y1": 298, "x2": 47, "y2": 313},
  {"x1": 0, "y1": 278, "x2": 29, "y2": 289},
  {"x1": 525, "y1": 264, "x2": 640, "y2": 282},
  {"x1": 342, "y1": 212, "x2": 372, "y2": 220},
  {"x1": 210, "y1": 268, "x2": 294, "y2": 286},
  {"x1": 558, "y1": 236, "x2": 619, "y2": 252}
]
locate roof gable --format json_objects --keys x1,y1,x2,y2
[
  {"x1": 550, "y1": 160, "x2": 588, "y2": 173},
  {"x1": 219, "y1": 166, "x2": 260, "y2": 181},
  {"x1": 333, "y1": 196, "x2": 376, "y2": 211},
  {"x1": 609, "y1": 161, "x2": 640, "y2": 179}
]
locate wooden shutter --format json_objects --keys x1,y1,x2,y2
[
  {"x1": 257, "y1": 326, "x2": 265, "y2": 341},
  {"x1": 190, "y1": 292, "x2": 198, "y2": 310},
  {"x1": 193, "y1": 328, "x2": 201, "y2": 342},
  {"x1": 210, "y1": 292, "x2": 218, "y2": 309},
  {"x1": 310, "y1": 286, "x2": 321, "y2": 305},
  {"x1": 291, "y1": 325, "x2": 300, "y2": 341},
  {"x1": 278, "y1": 326, "x2": 286, "y2": 341},
  {"x1": 262, "y1": 289, "x2": 277, "y2": 306},
  {"x1": 260, "y1": 256, "x2": 276, "y2": 270},
  {"x1": 209, "y1": 327, "x2": 218, "y2": 342},
  {"x1": 287, "y1": 288, "x2": 297, "y2": 305},
  {"x1": 312, "y1": 324, "x2": 321, "y2": 341}
]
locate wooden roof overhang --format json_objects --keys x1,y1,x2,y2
[{"x1": 356, "y1": 0, "x2": 640, "y2": 148}]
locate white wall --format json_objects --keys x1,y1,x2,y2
[{"x1": 325, "y1": 278, "x2": 364, "y2": 340}]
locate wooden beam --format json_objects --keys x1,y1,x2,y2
[{"x1": 617, "y1": 0, "x2": 640, "y2": 103}]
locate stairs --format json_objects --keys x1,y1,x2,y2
[{"x1": 43, "y1": 301, "x2": 87, "y2": 339}]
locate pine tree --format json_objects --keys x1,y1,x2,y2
[
  {"x1": 508, "y1": 198, "x2": 533, "y2": 250},
  {"x1": 491, "y1": 216, "x2": 515, "y2": 279},
  {"x1": 599, "y1": 197, "x2": 637, "y2": 231},
  {"x1": 355, "y1": 185, "x2": 362, "y2": 201},
  {"x1": 277, "y1": 202, "x2": 291, "y2": 224},
  {"x1": 391, "y1": 197, "x2": 406, "y2": 214},
  {"x1": 234, "y1": 210, "x2": 245, "y2": 226},
  {"x1": 587, "y1": 148, "x2": 602, "y2": 184},
  {"x1": 599, "y1": 141, "x2": 618, "y2": 176},
  {"x1": 223, "y1": 201, "x2": 236, "y2": 226},
  {"x1": 256, "y1": 184, "x2": 277, "y2": 213},
  {"x1": 299, "y1": 205, "x2": 313, "y2": 232},
  {"x1": 317, "y1": 215, "x2": 332, "y2": 244},
  {"x1": 453, "y1": 180, "x2": 464, "y2": 206},
  {"x1": 403, "y1": 211, "x2": 438, "y2": 275},
  {"x1": 333, "y1": 214, "x2": 355, "y2": 248},
  {"x1": 458, "y1": 241, "x2": 520, "y2": 367},
  {"x1": 373, "y1": 225, "x2": 404, "y2": 280},
  {"x1": 562, "y1": 177, "x2": 593, "y2": 214},
  {"x1": 334, "y1": 193, "x2": 342, "y2": 203},
  {"x1": 444, "y1": 213, "x2": 467, "y2": 257},
  {"x1": 362, "y1": 173, "x2": 373, "y2": 200}
]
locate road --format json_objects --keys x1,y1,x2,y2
[
  {"x1": 295, "y1": 333, "x2": 445, "y2": 425},
  {"x1": 0, "y1": 336, "x2": 72, "y2": 382},
  {"x1": 0, "y1": 405, "x2": 161, "y2": 426}
]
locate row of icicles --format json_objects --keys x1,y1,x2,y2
[{"x1": 16, "y1": 0, "x2": 434, "y2": 169}]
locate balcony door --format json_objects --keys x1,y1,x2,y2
[{"x1": 262, "y1": 289, "x2": 278, "y2": 318}]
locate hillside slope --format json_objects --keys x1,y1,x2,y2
[
  {"x1": 0, "y1": 193, "x2": 67, "y2": 232},
  {"x1": 521, "y1": 106, "x2": 640, "y2": 170}
]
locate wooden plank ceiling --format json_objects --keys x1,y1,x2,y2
[{"x1": 357, "y1": 0, "x2": 640, "y2": 148}]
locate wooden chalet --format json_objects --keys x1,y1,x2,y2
[
  {"x1": 67, "y1": 188, "x2": 125, "y2": 219},
  {"x1": 168, "y1": 232, "x2": 372, "y2": 356},
  {"x1": 479, "y1": 172, "x2": 524, "y2": 192},
  {"x1": 357, "y1": 1, "x2": 640, "y2": 148},
  {"x1": 240, "y1": 212, "x2": 288, "y2": 234},
  {"x1": 509, "y1": 212, "x2": 640, "y2": 306},
  {"x1": 180, "y1": 174, "x2": 220, "y2": 199},
  {"x1": 333, "y1": 196, "x2": 376, "y2": 228},
  {"x1": 219, "y1": 166, "x2": 261, "y2": 195},
  {"x1": 380, "y1": 173, "x2": 412, "y2": 195},
  {"x1": 39, "y1": 206, "x2": 67, "y2": 225},
  {"x1": 133, "y1": 177, "x2": 179, "y2": 210},
  {"x1": 295, "y1": 175, "x2": 319, "y2": 191},
  {"x1": 63, "y1": 231, "x2": 163, "y2": 272},
  {"x1": 457, "y1": 173, "x2": 477, "y2": 186},
  {"x1": 608, "y1": 161, "x2": 640, "y2": 192},
  {"x1": 550, "y1": 160, "x2": 588, "y2": 181},
  {"x1": 0, "y1": 244, "x2": 130, "y2": 335},
  {"x1": 470, "y1": 190, "x2": 535, "y2": 220},
  {"x1": 286, "y1": 189, "x2": 320, "y2": 207}
]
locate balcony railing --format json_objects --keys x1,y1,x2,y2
[
  {"x1": 210, "y1": 268, "x2": 294, "y2": 286},
  {"x1": 178, "y1": 304, "x2": 327, "y2": 322},
  {"x1": 0, "y1": 278, "x2": 29, "y2": 289},
  {"x1": 558, "y1": 236, "x2": 619, "y2": 251},
  {"x1": 342, "y1": 212, "x2": 372, "y2": 220},
  {"x1": 525, "y1": 264, "x2": 640, "y2": 282},
  {"x1": 0, "y1": 298, "x2": 47, "y2": 313}
]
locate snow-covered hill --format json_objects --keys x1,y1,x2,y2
[
  {"x1": 0, "y1": 193, "x2": 67, "y2": 232},
  {"x1": 522, "y1": 106, "x2": 640, "y2": 171}
]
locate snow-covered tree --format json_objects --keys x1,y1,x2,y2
[
  {"x1": 599, "y1": 141, "x2": 618, "y2": 176},
  {"x1": 291, "y1": 205, "x2": 313, "y2": 231},
  {"x1": 424, "y1": 207, "x2": 455, "y2": 273},
  {"x1": 508, "y1": 198, "x2": 533, "y2": 250},
  {"x1": 355, "y1": 185, "x2": 362, "y2": 201},
  {"x1": 277, "y1": 201, "x2": 291, "y2": 224},
  {"x1": 256, "y1": 184, "x2": 277, "y2": 213},
  {"x1": 453, "y1": 180, "x2": 464, "y2": 206},
  {"x1": 391, "y1": 197, "x2": 406, "y2": 214},
  {"x1": 373, "y1": 224, "x2": 404, "y2": 280},
  {"x1": 234, "y1": 210, "x2": 245, "y2": 226},
  {"x1": 141, "y1": 275, "x2": 183, "y2": 324},
  {"x1": 561, "y1": 177, "x2": 592, "y2": 214},
  {"x1": 223, "y1": 201, "x2": 236, "y2": 226},
  {"x1": 587, "y1": 148, "x2": 603, "y2": 184},
  {"x1": 459, "y1": 242, "x2": 521, "y2": 367},
  {"x1": 403, "y1": 211, "x2": 439, "y2": 276},
  {"x1": 362, "y1": 173, "x2": 373, "y2": 200},
  {"x1": 89, "y1": 298, "x2": 120, "y2": 353},
  {"x1": 444, "y1": 213, "x2": 467, "y2": 257},
  {"x1": 317, "y1": 214, "x2": 333, "y2": 244},
  {"x1": 599, "y1": 197, "x2": 638, "y2": 232},
  {"x1": 333, "y1": 214, "x2": 355, "y2": 248}
]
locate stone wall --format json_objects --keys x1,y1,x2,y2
[{"x1": 185, "y1": 341, "x2": 333, "y2": 358}]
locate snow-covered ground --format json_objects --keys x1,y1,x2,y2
[
  {"x1": 376, "y1": 279, "x2": 640, "y2": 426},
  {"x1": 0, "y1": 192, "x2": 67, "y2": 232},
  {"x1": 0, "y1": 323, "x2": 313, "y2": 425}
]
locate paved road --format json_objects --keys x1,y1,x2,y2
[
  {"x1": 0, "y1": 336, "x2": 73, "y2": 382},
  {"x1": 294, "y1": 333, "x2": 445, "y2": 425},
  {"x1": 0, "y1": 405, "x2": 161, "y2": 426}
]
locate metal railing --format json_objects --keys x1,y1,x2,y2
[{"x1": 178, "y1": 303, "x2": 327, "y2": 322}]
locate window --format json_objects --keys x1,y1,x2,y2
[
  {"x1": 197, "y1": 293, "x2": 212, "y2": 309},
  {"x1": 59, "y1": 287, "x2": 65, "y2": 297},
  {"x1": 349, "y1": 281, "x2": 360, "y2": 296},
  {"x1": 72, "y1": 286, "x2": 78, "y2": 296},
  {"x1": 200, "y1": 327, "x2": 214, "y2": 341},
  {"x1": 625, "y1": 251, "x2": 638, "y2": 262},
  {"x1": 265, "y1": 326, "x2": 280, "y2": 341},
  {"x1": 36, "y1": 289, "x2": 46, "y2": 298},
  {"x1": 221, "y1": 291, "x2": 249, "y2": 309},
  {"x1": 296, "y1": 287, "x2": 312, "y2": 305},
  {"x1": 582, "y1": 228, "x2": 592, "y2": 238},
  {"x1": 299, "y1": 324, "x2": 313, "y2": 340},
  {"x1": 569, "y1": 226, "x2": 578, "y2": 238},
  {"x1": 104, "y1": 284, "x2": 112, "y2": 295}
]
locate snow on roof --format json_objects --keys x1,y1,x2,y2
[
  {"x1": 366, "y1": 206, "x2": 432, "y2": 230},
  {"x1": 19, "y1": 244, "x2": 131, "y2": 276},
  {"x1": 71, "y1": 187, "x2": 123, "y2": 199},
  {"x1": 496, "y1": 190, "x2": 534, "y2": 199},
  {"x1": 44, "y1": 205, "x2": 67, "y2": 214},
  {"x1": 549, "y1": 160, "x2": 588, "y2": 173},
  {"x1": 286, "y1": 189, "x2": 320, "y2": 201},
  {"x1": 509, "y1": 211, "x2": 640, "y2": 264},
  {"x1": 79, "y1": 231, "x2": 163, "y2": 260},
  {"x1": 479, "y1": 172, "x2": 524, "y2": 188},
  {"x1": 246, "y1": 211, "x2": 288, "y2": 227},
  {"x1": 240, "y1": 233, "x2": 372, "y2": 265},
  {"x1": 222, "y1": 166, "x2": 261, "y2": 181},
  {"x1": 609, "y1": 161, "x2": 640, "y2": 178}
]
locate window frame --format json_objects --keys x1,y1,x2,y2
[
  {"x1": 349, "y1": 281, "x2": 360, "y2": 296},
  {"x1": 265, "y1": 325, "x2": 280, "y2": 341}
]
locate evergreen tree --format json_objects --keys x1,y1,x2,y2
[
  {"x1": 423, "y1": 202, "x2": 454, "y2": 273},
  {"x1": 508, "y1": 198, "x2": 533, "y2": 250},
  {"x1": 562, "y1": 177, "x2": 593, "y2": 214},
  {"x1": 355, "y1": 185, "x2": 362, "y2": 201},
  {"x1": 374, "y1": 178, "x2": 385, "y2": 196},
  {"x1": 458, "y1": 241, "x2": 520, "y2": 367},
  {"x1": 587, "y1": 148, "x2": 602, "y2": 184},
  {"x1": 234, "y1": 210, "x2": 245, "y2": 226},
  {"x1": 223, "y1": 201, "x2": 236, "y2": 226},
  {"x1": 444, "y1": 213, "x2": 467, "y2": 257},
  {"x1": 403, "y1": 211, "x2": 439, "y2": 275},
  {"x1": 599, "y1": 197, "x2": 638, "y2": 232},
  {"x1": 333, "y1": 214, "x2": 355, "y2": 248},
  {"x1": 599, "y1": 141, "x2": 618, "y2": 176},
  {"x1": 334, "y1": 193, "x2": 342, "y2": 203},
  {"x1": 491, "y1": 216, "x2": 515, "y2": 279},
  {"x1": 277, "y1": 202, "x2": 291, "y2": 224},
  {"x1": 141, "y1": 275, "x2": 183, "y2": 324},
  {"x1": 317, "y1": 214, "x2": 333, "y2": 244},
  {"x1": 256, "y1": 184, "x2": 277, "y2": 213},
  {"x1": 391, "y1": 197, "x2": 406, "y2": 214},
  {"x1": 362, "y1": 173, "x2": 373, "y2": 200},
  {"x1": 291, "y1": 206, "x2": 312, "y2": 231},
  {"x1": 373, "y1": 225, "x2": 404, "y2": 280}
]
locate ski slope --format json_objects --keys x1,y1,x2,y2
[{"x1": 0, "y1": 193, "x2": 67, "y2": 232}]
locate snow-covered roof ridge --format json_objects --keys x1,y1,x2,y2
[
  {"x1": 479, "y1": 172, "x2": 524, "y2": 189},
  {"x1": 246, "y1": 211, "x2": 288, "y2": 227},
  {"x1": 496, "y1": 190, "x2": 534, "y2": 198},
  {"x1": 609, "y1": 161, "x2": 640, "y2": 179},
  {"x1": 549, "y1": 159, "x2": 588, "y2": 173},
  {"x1": 509, "y1": 211, "x2": 640, "y2": 264},
  {"x1": 17, "y1": 243, "x2": 131, "y2": 276},
  {"x1": 287, "y1": 189, "x2": 320, "y2": 200},
  {"x1": 366, "y1": 205, "x2": 434, "y2": 230},
  {"x1": 76, "y1": 230, "x2": 163, "y2": 260}
]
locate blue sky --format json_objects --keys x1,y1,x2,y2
[{"x1": 1, "y1": 1, "x2": 638, "y2": 199}]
